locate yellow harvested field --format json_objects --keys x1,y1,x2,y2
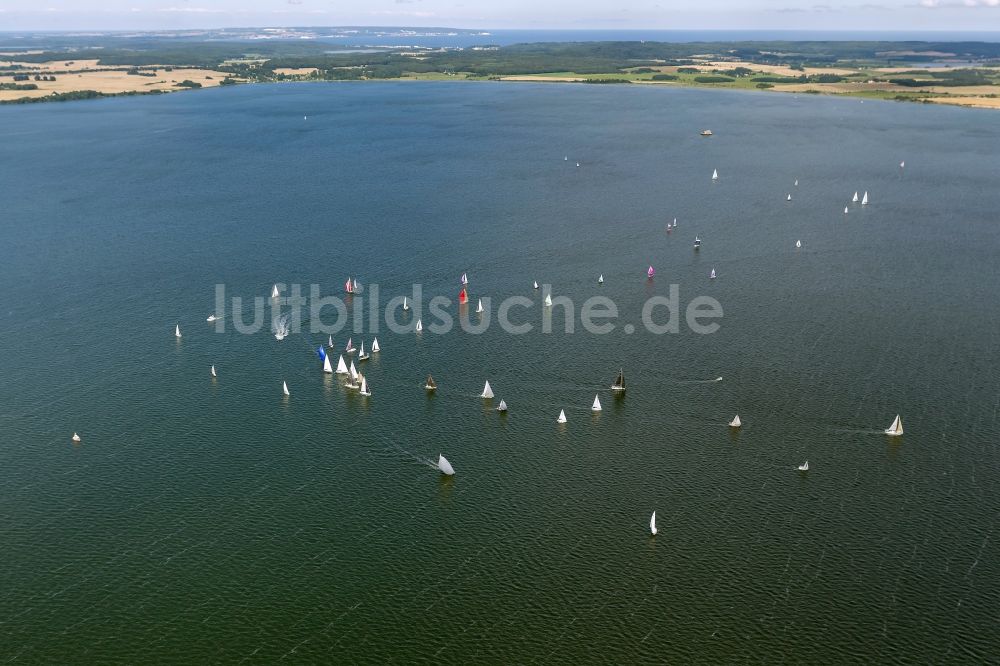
[
  {"x1": 0, "y1": 59, "x2": 103, "y2": 72},
  {"x1": 925, "y1": 96, "x2": 1000, "y2": 109},
  {"x1": 777, "y1": 82, "x2": 909, "y2": 93},
  {"x1": 0, "y1": 67, "x2": 232, "y2": 101},
  {"x1": 693, "y1": 61, "x2": 859, "y2": 76},
  {"x1": 500, "y1": 75, "x2": 585, "y2": 82},
  {"x1": 274, "y1": 67, "x2": 319, "y2": 77}
]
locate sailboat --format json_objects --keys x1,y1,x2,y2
[
  {"x1": 403, "y1": 296, "x2": 410, "y2": 311},
  {"x1": 458, "y1": 288, "x2": 468, "y2": 305},
  {"x1": 557, "y1": 409, "x2": 567, "y2": 424},
  {"x1": 576, "y1": 162, "x2": 580, "y2": 168},
  {"x1": 611, "y1": 368, "x2": 626, "y2": 392},
  {"x1": 844, "y1": 206, "x2": 849, "y2": 215},
  {"x1": 544, "y1": 293, "x2": 553, "y2": 307},
  {"x1": 323, "y1": 354, "x2": 333, "y2": 373},
  {"x1": 415, "y1": 319, "x2": 423, "y2": 332},
  {"x1": 533, "y1": 280, "x2": 539, "y2": 290},
  {"x1": 282, "y1": 380, "x2": 290, "y2": 396},
  {"x1": 344, "y1": 337, "x2": 355, "y2": 354},
  {"x1": 497, "y1": 399, "x2": 508, "y2": 412},
  {"x1": 347, "y1": 361, "x2": 359, "y2": 388},
  {"x1": 344, "y1": 277, "x2": 354, "y2": 294},
  {"x1": 861, "y1": 191, "x2": 869, "y2": 205},
  {"x1": 476, "y1": 298, "x2": 484, "y2": 314},
  {"x1": 206, "y1": 314, "x2": 218, "y2": 322},
  {"x1": 712, "y1": 168, "x2": 718, "y2": 180},
  {"x1": 798, "y1": 461, "x2": 809, "y2": 471},
  {"x1": 175, "y1": 324, "x2": 182, "y2": 338},
  {"x1": 694, "y1": 237, "x2": 701, "y2": 250},
  {"x1": 852, "y1": 191, "x2": 859, "y2": 203},
  {"x1": 71, "y1": 432, "x2": 81, "y2": 442},
  {"x1": 211, "y1": 365, "x2": 217, "y2": 378},
  {"x1": 729, "y1": 414, "x2": 741, "y2": 427},
  {"x1": 425, "y1": 374, "x2": 436, "y2": 390},
  {"x1": 900, "y1": 161, "x2": 905, "y2": 169},
  {"x1": 358, "y1": 374, "x2": 371, "y2": 397},
  {"x1": 353, "y1": 278, "x2": 359, "y2": 292},
  {"x1": 460, "y1": 272, "x2": 468, "y2": 285},
  {"x1": 598, "y1": 274, "x2": 604, "y2": 284},
  {"x1": 564, "y1": 156, "x2": 568, "y2": 161},
  {"x1": 710, "y1": 268, "x2": 717, "y2": 279},
  {"x1": 786, "y1": 193, "x2": 792, "y2": 201},
  {"x1": 592, "y1": 395, "x2": 602, "y2": 412},
  {"x1": 327, "y1": 335, "x2": 334, "y2": 348},
  {"x1": 481, "y1": 381, "x2": 494, "y2": 399},
  {"x1": 438, "y1": 454, "x2": 455, "y2": 476},
  {"x1": 794, "y1": 179, "x2": 799, "y2": 187},
  {"x1": 647, "y1": 265, "x2": 655, "y2": 278},
  {"x1": 317, "y1": 345, "x2": 326, "y2": 360},
  {"x1": 672, "y1": 219, "x2": 678, "y2": 228},
  {"x1": 650, "y1": 511, "x2": 657, "y2": 535},
  {"x1": 336, "y1": 354, "x2": 348, "y2": 374},
  {"x1": 358, "y1": 340, "x2": 369, "y2": 361},
  {"x1": 884, "y1": 414, "x2": 903, "y2": 436},
  {"x1": 372, "y1": 337, "x2": 380, "y2": 353},
  {"x1": 796, "y1": 240, "x2": 802, "y2": 248}
]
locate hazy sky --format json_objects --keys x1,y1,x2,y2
[{"x1": 1, "y1": 0, "x2": 998, "y2": 31}]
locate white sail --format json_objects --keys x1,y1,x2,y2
[
  {"x1": 598, "y1": 274, "x2": 604, "y2": 283},
  {"x1": 710, "y1": 268, "x2": 716, "y2": 279},
  {"x1": 211, "y1": 365, "x2": 217, "y2": 377},
  {"x1": 844, "y1": 206, "x2": 849, "y2": 215},
  {"x1": 885, "y1": 414, "x2": 903, "y2": 436},
  {"x1": 71, "y1": 432, "x2": 81, "y2": 442},
  {"x1": 359, "y1": 340, "x2": 365, "y2": 356},
  {"x1": 592, "y1": 394, "x2": 602, "y2": 411},
  {"x1": 497, "y1": 399, "x2": 508, "y2": 412},
  {"x1": 533, "y1": 280, "x2": 539, "y2": 290},
  {"x1": 481, "y1": 381, "x2": 494, "y2": 399},
  {"x1": 403, "y1": 296, "x2": 409, "y2": 311},
  {"x1": 544, "y1": 293, "x2": 552, "y2": 307},
  {"x1": 476, "y1": 298, "x2": 484, "y2": 314},
  {"x1": 175, "y1": 324, "x2": 181, "y2": 338},
  {"x1": 359, "y1": 375, "x2": 370, "y2": 396},
  {"x1": 323, "y1": 354, "x2": 333, "y2": 373},
  {"x1": 862, "y1": 191, "x2": 869, "y2": 205},
  {"x1": 415, "y1": 319, "x2": 423, "y2": 332},
  {"x1": 794, "y1": 179, "x2": 799, "y2": 187},
  {"x1": 786, "y1": 193, "x2": 792, "y2": 201},
  {"x1": 336, "y1": 354, "x2": 348, "y2": 374},
  {"x1": 796, "y1": 240, "x2": 802, "y2": 248},
  {"x1": 557, "y1": 409, "x2": 567, "y2": 424},
  {"x1": 328, "y1": 335, "x2": 334, "y2": 347},
  {"x1": 372, "y1": 337, "x2": 380, "y2": 352},
  {"x1": 271, "y1": 284, "x2": 280, "y2": 298},
  {"x1": 729, "y1": 414, "x2": 741, "y2": 427},
  {"x1": 650, "y1": 511, "x2": 657, "y2": 535},
  {"x1": 900, "y1": 161, "x2": 905, "y2": 169},
  {"x1": 350, "y1": 361, "x2": 358, "y2": 381},
  {"x1": 438, "y1": 454, "x2": 455, "y2": 476},
  {"x1": 712, "y1": 168, "x2": 718, "y2": 180},
  {"x1": 206, "y1": 314, "x2": 217, "y2": 322},
  {"x1": 673, "y1": 218, "x2": 677, "y2": 226},
  {"x1": 344, "y1": 337, "x2": 354, "y2": 352},
  {"x1": 852, "y1": 191, "x2": 859, "y2": 202},
  {"x1": 798, "y1": 461, "x2": 809, "y2": 471},
  {"x1": 282, "y1": 380, "x2": 289, "y2": 396}
]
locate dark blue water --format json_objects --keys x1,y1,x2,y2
[{"x1": 1, "y1": 83, "x2": 999, "y2": 662}]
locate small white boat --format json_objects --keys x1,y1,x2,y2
[
  {"x1": 415, "y1": 319, "x2": 423, "y2": 332},
  {"x1": 650, "y1": 511, "x2": 657, "y2": 535},
  {"x1": 852, "y1": 191, "x2": 859, "y2": 203},
  {"x1": 598, "y1": 274, "x2": 604, "y2": 284},
  {"x1": 786, "y1": 194, "x2": 792, "y2": 201},
  {"x1": 425, "y1": 374, "x2": 436, "y2": 390},
  {"x1": 592, "y1": 394, "x2": 602, "y2": 412},
  {"x1": 557, "y1": 409, "x2": 567, "y2": 424},
  {"x1": 403, "y1": 296, "x2": 410, "y2": 311},
  {"x1": 461, "y1": 272, "x2": 469, "y2": 285},
  {"x1": 497, "y1": 399, "x2": 508, "y2": 412},
  {"x1": 211, "y1": 365, "x2": 217, "y2": 378},
  {"x1": 564, "y1": 156, "x2": 568, "y2": 161},
  {"x1": 346, "y1": 362, "x2": 359, "y2": 389},
  {"x1": 481, "y1": 381, "x2": 494, "y2": 399},
  {"x1": 175, "y1": 324, "x2": 182, "y2": 338},
  {"x1": 694, "y1": 237, "x2": 701, "y2": 250},
  {"x1": 900, "y1": 161, "x2": 905, "y2": 169},
  {"x1": 358, "y1": 340, "x2": 369, "y2": 361},
  {"x1": 533, "y1": 280, "x2": 539, "y2": 290},
  {"x1": 271, "y1": 284, "x2": 280, "y2": 298},
  {"x1": 798, "y1": 461, "x2": 809, "y2": 471},
  {"x1": 575, "y1": 162, "x2": 580, "y2": 168},
  {"x1": 344, "y1": 337, "x2": 356, "y2": 354},
  {"x1": 712, "y1": 168, "x2": 718, "y2": 180},
  {"x1": 336, "y1": 355, "x2": 348, "y2": 374},
  {"x1": 611, "y1": 368, "x2": 625, "y2": 392},
  {"x1": 672, "y1": 219, "x2": 677, "y2": 228},
  {"x1": 796, "y1": 240, "x2": 802, "y2": 248},
  {"x1": 72, "y1": 432, "x2": 81, "y2": 442},
  {"x1": 328, "y1": 335, "x2": 334, "y2": 348},
  {"x1": 700, "y1": 129, "x2": 713, "y2": 136},
  {"x1": 358, "y1": 374, "x2": 371, "y2": 397},
  {"x1": 206, "y1": 314, "x2": 217, "y2": 322},
  {"x1": 710, "y1": 268, "x2": 716, "y2": 279},
  {"x1": 282, "y1": 380, "x2": 290, "y2": 396},
  {"x1": 885, "y1": 414, "x2": 903, "y2": 436},
  {"x1": 476, "y1": 298, "x2": 484, "y2": 314},
  {"x1": 372, "y1": 337, "x2": 380, "y2": 353},
  {"x1": 862, "y1": 191, "x2": 869, "y2": 205},
  {"x1": 729, "y1": 414, "x2": 741, "y2": 427},
  {"x1": 544, "y1": 293, "x2": 552, "y2": 307},
  {"x1": 794, "y1": 179, "x2": 799, "y2": 187},
  {"x1": 323, "y1": 354, "x2": 333, "y2": 373},
  {"x1": 438, "y1": 454, "x2": 455, "y2": 476},
  {"x1": 844, "y1": 206, "x2": 849, "y2": 215}
]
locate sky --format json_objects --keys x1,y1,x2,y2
[{"x1": 1, "y1": 0, "x2": 999, "y2": 32}]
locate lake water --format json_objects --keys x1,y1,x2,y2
[{"x1": 1, "y1": 82, "x2": 999, "y2": 662}]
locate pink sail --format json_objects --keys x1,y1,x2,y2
[
  {"x1": 345, "y1": 277, "x2": 353, "y2": 294},
  {"x1": 647, "y1": 265, "x2": 655, "y2": 277}
]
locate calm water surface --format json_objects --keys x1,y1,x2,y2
[{"x1": 1, "y1": 83, "x2": 999, "y2": 663}]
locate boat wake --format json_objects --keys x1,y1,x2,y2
[{"x1": 272, "y1": 313, "x2": 291, "y2": 341}]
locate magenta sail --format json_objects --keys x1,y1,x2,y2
[
  {"x1": 345, "y1": 277, "x2": 353, "y2": 294},
  {"x1": 647, "y1": 265, "x2": 655, "y2": 277}
]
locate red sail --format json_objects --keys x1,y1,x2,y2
[{"x1": 458, "y1": 288, "x2": 468, "y2": 304}]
